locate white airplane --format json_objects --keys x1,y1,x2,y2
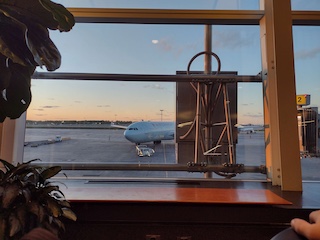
[
  {"x1": 112, "y1": 121, "x2": 175, "y2": 145},
  {"x1": 235, "y1": 124, "x2": 264, "y2": 133}
]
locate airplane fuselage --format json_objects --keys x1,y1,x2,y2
[{"x1": 124, "y1": 121, "x2": 174, "y2": 144}]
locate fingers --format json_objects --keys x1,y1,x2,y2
[
  {"x1": 291, "y1": 218, "x2": 311, "y2": 236},
  {"x1": 310, "y1": 210, "x2": 320, "y2": 224},
  {"x1": 291, "y1": 218, "x2": 320, "y2": 240}
]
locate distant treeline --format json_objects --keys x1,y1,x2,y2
[
  {"x1": 26, "y1": 120, "x2": 132, "y2": 125},
  {"x1": 26, "y1": 120, "x2": 133, "y2": 129}
]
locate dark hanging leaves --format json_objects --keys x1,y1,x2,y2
[
  {"x1": 0, "y1": 0, "x2": 75, "y2": 32},
  {"x1": 0, "y1": 11, "x2": 36, "y2": 67},
  {"x1": 0, "y1": 0, "x2": 75, "y2": 122},
  {"x1": 0, "y1": 56, "x2": 35, "y2": 122}
]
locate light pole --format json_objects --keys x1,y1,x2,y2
[{"x1": 160, "y1": 109, "x2": 163, "y2": 121}]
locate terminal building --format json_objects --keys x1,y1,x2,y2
[
  {"x1": 297, "y1": 106, "x2": 319, "y2": 156},
  {"x1": 297, "y1": 95, "x2": 319, "y2": 156}
]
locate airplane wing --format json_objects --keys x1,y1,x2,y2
[{"x1": 110, "y1": 122, "x2": 128, "y2": 129}]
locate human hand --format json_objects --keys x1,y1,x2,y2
[{"x1": 291, "y1": 210, "x2": 320, "y2": 240}]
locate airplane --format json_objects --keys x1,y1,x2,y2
[
  {"x1": 235, "y1": 124, "x2": 264, "y2": 134},
  {"x1": 112, "y1": 121, "x2": 175, "y2": 145}
]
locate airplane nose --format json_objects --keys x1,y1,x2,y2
[{"x1": 124, "y1": 130, "x2": 133, "y2": 142}]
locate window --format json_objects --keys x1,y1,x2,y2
[
  {"x1": 25, "y1": 22, "x2": 265, "y2": 180},
  {"x1": 291, "y1": 0, "x2": 320, "y2": 11},
  {"x1": 293, "y1": 26, "x2": 320, "y2": 181},
  {"x1": 1, "y1": 2, "x2": 317, "y2": 190}
]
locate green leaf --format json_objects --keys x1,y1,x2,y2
[
  {"x1": 0, "y1": 0, "x2": 75, "y2": 32},
  {"x1": 41, "y1": 166, "x2": 61, "y2": 180},
  {"x1": 0, "y1": 218, "x2": 6, "y2": 240},
  {"x1": 43, "y1": 187, "x2": 67, "y2": 201},
  {"x1": 46, "y1": 198, "x2": 62, "y2": 218},
  {"x1": 62, "y1": 208, "x2": 77, "y2": 221},
  {"x1": 25, "y1": 23, "x2": 61, "y2": 71},
  {"x1": 39, "y1": 0, "x2": 75, "y2": 31},
  {"x1": 52, "y1": 188, "x2": 67, "y2": 199},
  {"x1": 43, "y1": 185, "x2": 60, "y2": 195},
  {"x1": 0, "y1": 11, "x2": 34, "y2": 66},
  {"x1": 8, "y1": 213, "x2": 21, "y2": 237},
  {"x1": 0, "y1": 171, "x2": 4, "y2": 181},
  {"x1": 0, "y1": 54, "x2": 12, "y2": 91},
  {"x1": 15, "y1": 206, "x2": 27, "y2": 234},
  {"x1": 0, "y1": 0, "x2": 74, "y2": 68},
  {"x1": 8, "y1": 160, "x2": 41, "y2": 178},
  {"x1": 28, "y1": 202, "x2": 45, "y2": 222},
  {"x1": 58, "y1": 200, "x2": 71, "y2": 208},
  {"x1": 0, "y1": 159, "x2": 15, "y2": 171},
  {"x1": 0, "y1": 186, "x2": 4, "y2": 198},
  {"x1": 42, "y1": 221, "x2": 60, "y2": 236},
  {"x1": 0, "y1": 63, "x2": 34, "y2": 122},
  {"x1": 23, "y1": 159, "x2": 41, "y2": 165},
  {"x1": 22, "y1": 188, "x2": 31, "y2": 203},
  {"x1": 2, "y1": 182, "x2": 20, "y2": 208},
  {"x1": 0, "y1": 9, "x2": 61, "y2": 70},
  {"x1": 5, "y1": 160, "x2": 39, "y2": 181},
  {"x1": 50, "y1": 218, "x2": 65, "y2": 232}
]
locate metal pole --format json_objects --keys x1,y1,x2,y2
[
  {"x1": 204, "y1": 25, "x2": 212, "y2": 177},
  {"x1": 223, "y1": 84, "x2": 235, "y2": 164},
  {"x1": 204, "y1": 25, "x2": 212, "y2": 75},
  {"x1": 32, "y1": 72, "x2": 262, "y2": 82},
  {"x1": 194, "y1": 83, "x2": 201, "y2": 163},
  {"x1": 32, "y1": 162, "x2": 266, "y2": 174}
]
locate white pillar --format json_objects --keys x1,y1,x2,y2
[{"x1": 0, "y1": 113, "x2": 26, "y2": 165}]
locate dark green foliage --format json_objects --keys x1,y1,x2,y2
[
  {"x1": 0, "y1": 0, "x2": 75, "y2": 122},
  {"x1": 0, "y1": 159, "x2": 77, "y2": 240}
]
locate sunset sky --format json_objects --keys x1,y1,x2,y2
[{"x1": 27, "y1": 0, "x2": 320, "y2": 124}]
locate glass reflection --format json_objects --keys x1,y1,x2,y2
[
  {"x1": 293, "y1": 26, "x2": 320, "y2": 181},
  {"x1": 54, "y1": 0, "x2": 259, "y2": 10}
]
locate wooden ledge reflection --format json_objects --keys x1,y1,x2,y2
[{"x1": 65, "y1": 187, "x2": 292, "y2": 205}]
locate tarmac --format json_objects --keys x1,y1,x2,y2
[{"x1": 23, "y1": 128, "x2": 320, "y2": 181}]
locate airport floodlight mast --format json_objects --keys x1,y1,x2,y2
[{"x1": 160, "y1": 109, "x2": 164, "y2": 121}]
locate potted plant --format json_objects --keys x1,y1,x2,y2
[
  {"x1": 0, "y1": 0, "x2": 75, "y2": 122},
  {"x1": 0, "y1": 159, "x2": 77, "y2": 239}
]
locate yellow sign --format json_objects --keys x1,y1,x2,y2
[{"x1": 296, "y1": 94, "x2": 310, "y2": 106}]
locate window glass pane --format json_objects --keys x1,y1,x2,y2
[
  {"x1": 25, "y1": 23, "x2": 265, "y2": 180},
  {"x1": 46, "y1": 24, "x2": 260, "y2": 75},
  {"x1": 291, "y1": 0, "x2": 320, "y2": 10},
  {"x1": 293, "y1": 26, "x2": 320, "y2": 181},
  {"x1": 27, "y1": 81, "x2": 175, "y2": 122},
  {"x1": 54, "y1": 0, "x2": 260, "y2": 10},
  {"x1": 46, "y1": 23, "x2": 204, "y2": 74}
]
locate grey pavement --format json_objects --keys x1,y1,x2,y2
[{"x1": 23, "y1": 129, "x2": 320, "y2": 181}]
